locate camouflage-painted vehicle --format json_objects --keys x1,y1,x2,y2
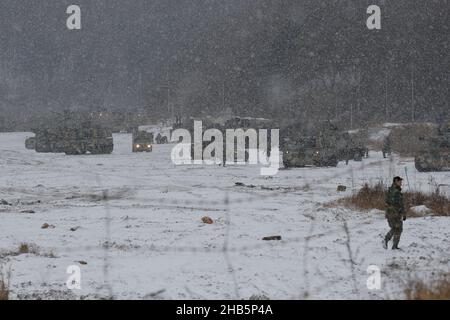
[
  {"x1": 62, "y1": 124, "x2": 113, "y2": 155},
  {"x1": 171, "y1": 116, "x2": 273, "y2": 163},
  {"x1": 223, "y1": 117, "x2": 275, "y2": 162},
  {"x1": 282, "y1": 135, "x2": 339, "y2": 168},
  {"x1": 31, "y1": 112, "x2": 114, "y2": 155},
  {"x1": 132, "y1": 131, "x2": 153, "y2": 152},
  {"x1": 34, "y1": 127, "x2": 67, "y2": 153},
  {"x1": 415, "y1": 122, "x2": 450, "y2": 172},
  {"x1": 281, "y1": 121, "x2": 343, "y2": 168},
  {"x1": 176, "y1": 118, "x2": 225, "y2": 162}
]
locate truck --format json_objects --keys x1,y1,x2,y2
[{"x1": 132, "y1": 130, "x2": 153, "y2": 152}]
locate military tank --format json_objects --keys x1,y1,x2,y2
[
  {"x1": 281, "y1": 121, "x2": 341, "y2": 168},
  {"x1": 282, "y1": 136, "x2": 339, "y2": 167},
  {"x1": 415, "y1": 122, "x2": 450, "y2": 172},
  {"x1": 170, "y1": 116, "x2": 273, "y2": 163},
  {"x1": 62, "y1": 123, "x2": 113, "y2": 155},
  {"x1": 31, "y1": 111, "x2": 114, "y2": 155},
  {"x1": 33, "y1": 126, "x2": 68, "y2": 153}
]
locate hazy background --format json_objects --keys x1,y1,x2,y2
[{"x1": 0, "y1": 0, "x2": 448, "y2": 130}]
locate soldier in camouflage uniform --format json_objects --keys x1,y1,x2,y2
[
  {"x1": 382, "y1": 135, "x2": 392, "y2": 158},
  {"x1": 382, "y1": 176, "x2": 406, "y2": 250}
]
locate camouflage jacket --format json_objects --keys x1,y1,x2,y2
[{"x1": 385, "y1": 185, "x2": 405, "y2": 215}]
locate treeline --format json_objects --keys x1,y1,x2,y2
[{"x1": 0, "y1": 0, "x2": 447, "y2": 131}]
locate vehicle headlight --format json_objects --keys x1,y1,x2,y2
[
  {"x1": 136, "y1": 144, "x2": 140, "y2": 148},
  {"x1": 147, "y1": 144, "x2": 151, "y2": 148}
]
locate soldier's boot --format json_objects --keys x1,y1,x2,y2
[
  {"x1": 392, "y1": 235, "x2": 401, "y2": 250},
  {"x1": 382, "y1": 238, "x2": 388, "y2": 250},
  {"x1": 384, "y1": 229, "x2": 394, "y2": 250}
]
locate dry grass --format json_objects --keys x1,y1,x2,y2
[
  {"x1": 337, "y1": 182, "x2": 450, "y2": 217},
  {"x1": 18, "y1": 243, "x2": 30, "y2": 254},
  {"x1": 0, "y1": 243, "x2": 57, "y2": 260},
  {"x1": 405, "y1": 275, "x2": 450, "y2": 300},
  {"x1": 18, "y1": 243, "x2": 39, "y2": 255},
  {"x1": 0, "y1": 243, "x2": 41, "y2": 259},
  {"x1": 405, "y1": 190, "x2": 450, "y2": 216},
  {"x1": 0, "y1": 266, "x2": 11, "y2": 300},
  {"x1": 338, "y1": 182, "x2": 386, "y2": 212}
]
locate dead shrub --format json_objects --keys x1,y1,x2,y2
[
  {"x1": 337, "y1": 182, "x2": 450, "y2": 216},
  {"x1": 405, "y1": 275, "x2": 450, "y2": 300},
  {"x1": 337, "y1": 182, "x2": 386, "y2": 212},
  {"x1": 0, "y1": 265, "x2": 11, "y2": 300},
  {"x1": 0, "y1": 243, "x2": 46, "y2": 259},
  {"x1": 18, "y1": 243, "x2": 39, "y2": 255},
  {"x1": 405, "y1": 190, "x2": 450, "y2": 217},
  {"x1": 18, "y1": 243, "x2": 29, "y2": 254}
]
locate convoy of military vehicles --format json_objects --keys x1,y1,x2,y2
[
  {"x1": 280, "y1": 120, "x2": 368, "y2": 168},
  {"x1": 170, "y1": 116, "x2": 274, "y2": 163},
  {"x1": 24, "y1": 111, "x2": 448, "y2": 172},
  {"x1": 25, "y1": 112, "x2": 158, "y2": 155}
]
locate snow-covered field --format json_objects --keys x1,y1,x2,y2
[{"x1": 0, "y1": 132, "x2": 449, "y2": 300}]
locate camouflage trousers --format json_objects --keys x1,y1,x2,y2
[{"x1": 385, "y1": 212, "x2": 403, "y2": 247}]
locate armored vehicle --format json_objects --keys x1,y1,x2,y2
[
  {"x1": 281, "y1": 121, "x2": 369, "y2": 168},
  {"x1": 282, "y1": 135, "x2": 339, "y2": 168},
  {"x1": 34, "y1": 126, "x2": 68, "y2": 153},
  {"x1": 31, "y1": 112, "x2": 114, "y2": 155},
  {"x1": 415, "y1": 122, "x2": 450, "y2": 172},
  {"x1": 171, "y1": 116, "x2": 275, "y2": 163},
  {"x1": 62, "y1": 124, "x2": 113, "y2": 155},
  {"x1": 281, "y1": 121, "x2": 341, "y2": 168}
]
